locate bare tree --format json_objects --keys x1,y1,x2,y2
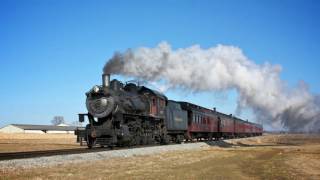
[{"x1": 51, "y1": 116, "x2": 65, "y2": 125}]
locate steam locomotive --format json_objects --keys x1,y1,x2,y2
[{"x1": 76, "y1": 74, "x2": 263, "y2": 148}]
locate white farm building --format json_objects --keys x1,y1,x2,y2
[{"x1": 0, "y1": 124, "x2": 78, "y2": 134}]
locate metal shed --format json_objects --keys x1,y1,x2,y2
[{"x1": 0, "y1": 124, "x2": 78, "y2": 134}]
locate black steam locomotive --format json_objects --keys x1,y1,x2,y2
[{"x1": 76, "y1": 74, "x2": 262, "y2": 148}]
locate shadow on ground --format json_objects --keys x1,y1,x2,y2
[{"x1": 204, "y1": 140, "x2": 296, "y2": 148}]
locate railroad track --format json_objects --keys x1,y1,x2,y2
[
  {"x1": 0, "y1": 148, "x2": 109, "y2": 161},
  {"x1": 0, "y1": 144, "x2": 161, "y2": 161},
  {"x1": 0, "y1": 139, "x2": 233, "y2": 161}
]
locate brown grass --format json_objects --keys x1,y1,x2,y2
[
  {"x1": 0, "y1": 133, "x2": 81, "y2": 152},
  {"x1": 1, "y1": 134, "x2": 320, "y2": 180}
]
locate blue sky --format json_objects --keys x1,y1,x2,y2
[{"x1": 0, "y1": 0, "x2": 319, "y2": 128}]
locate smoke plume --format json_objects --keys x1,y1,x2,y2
[{"x1": 104, "y1": 42, "x2": 320, "y2": 133}]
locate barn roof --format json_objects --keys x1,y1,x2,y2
[{"x1": 10, "y1": 124, "x2": 78, "y2": 131}]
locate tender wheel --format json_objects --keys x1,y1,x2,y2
[{"x1": 175, "y1": 135, "x2": 183, "y2": 144}]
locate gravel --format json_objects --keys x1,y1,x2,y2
[{"x1": 0, "y1": 142, "x2": 211, "y2": 170}]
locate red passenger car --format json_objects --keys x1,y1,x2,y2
[{"x1": 179, "y1": 101, "x2": 262, "y2": 140}]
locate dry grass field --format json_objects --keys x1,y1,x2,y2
[
  {"x1": 1, "y1": 133, "x2": 320, "y2": 180},
  {"x1": 0, "y1": 133, "x2": 82, "y2": 152}
]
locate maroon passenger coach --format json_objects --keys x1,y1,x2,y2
[{"x1": 179, "y1": 102, "x2": 263, "y2": 140}]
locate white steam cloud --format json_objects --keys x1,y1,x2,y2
[{"x1": 104, "y1": 42, "x2": 320, "y2": 132}]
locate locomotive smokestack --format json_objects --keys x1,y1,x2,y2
[{"x1": 102, "y1": 74, "x2": 110, "y2": 87}]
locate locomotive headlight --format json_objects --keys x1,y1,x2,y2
[{"x1": 92, "y1": 85, "x2": 100, "y2": 93}]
